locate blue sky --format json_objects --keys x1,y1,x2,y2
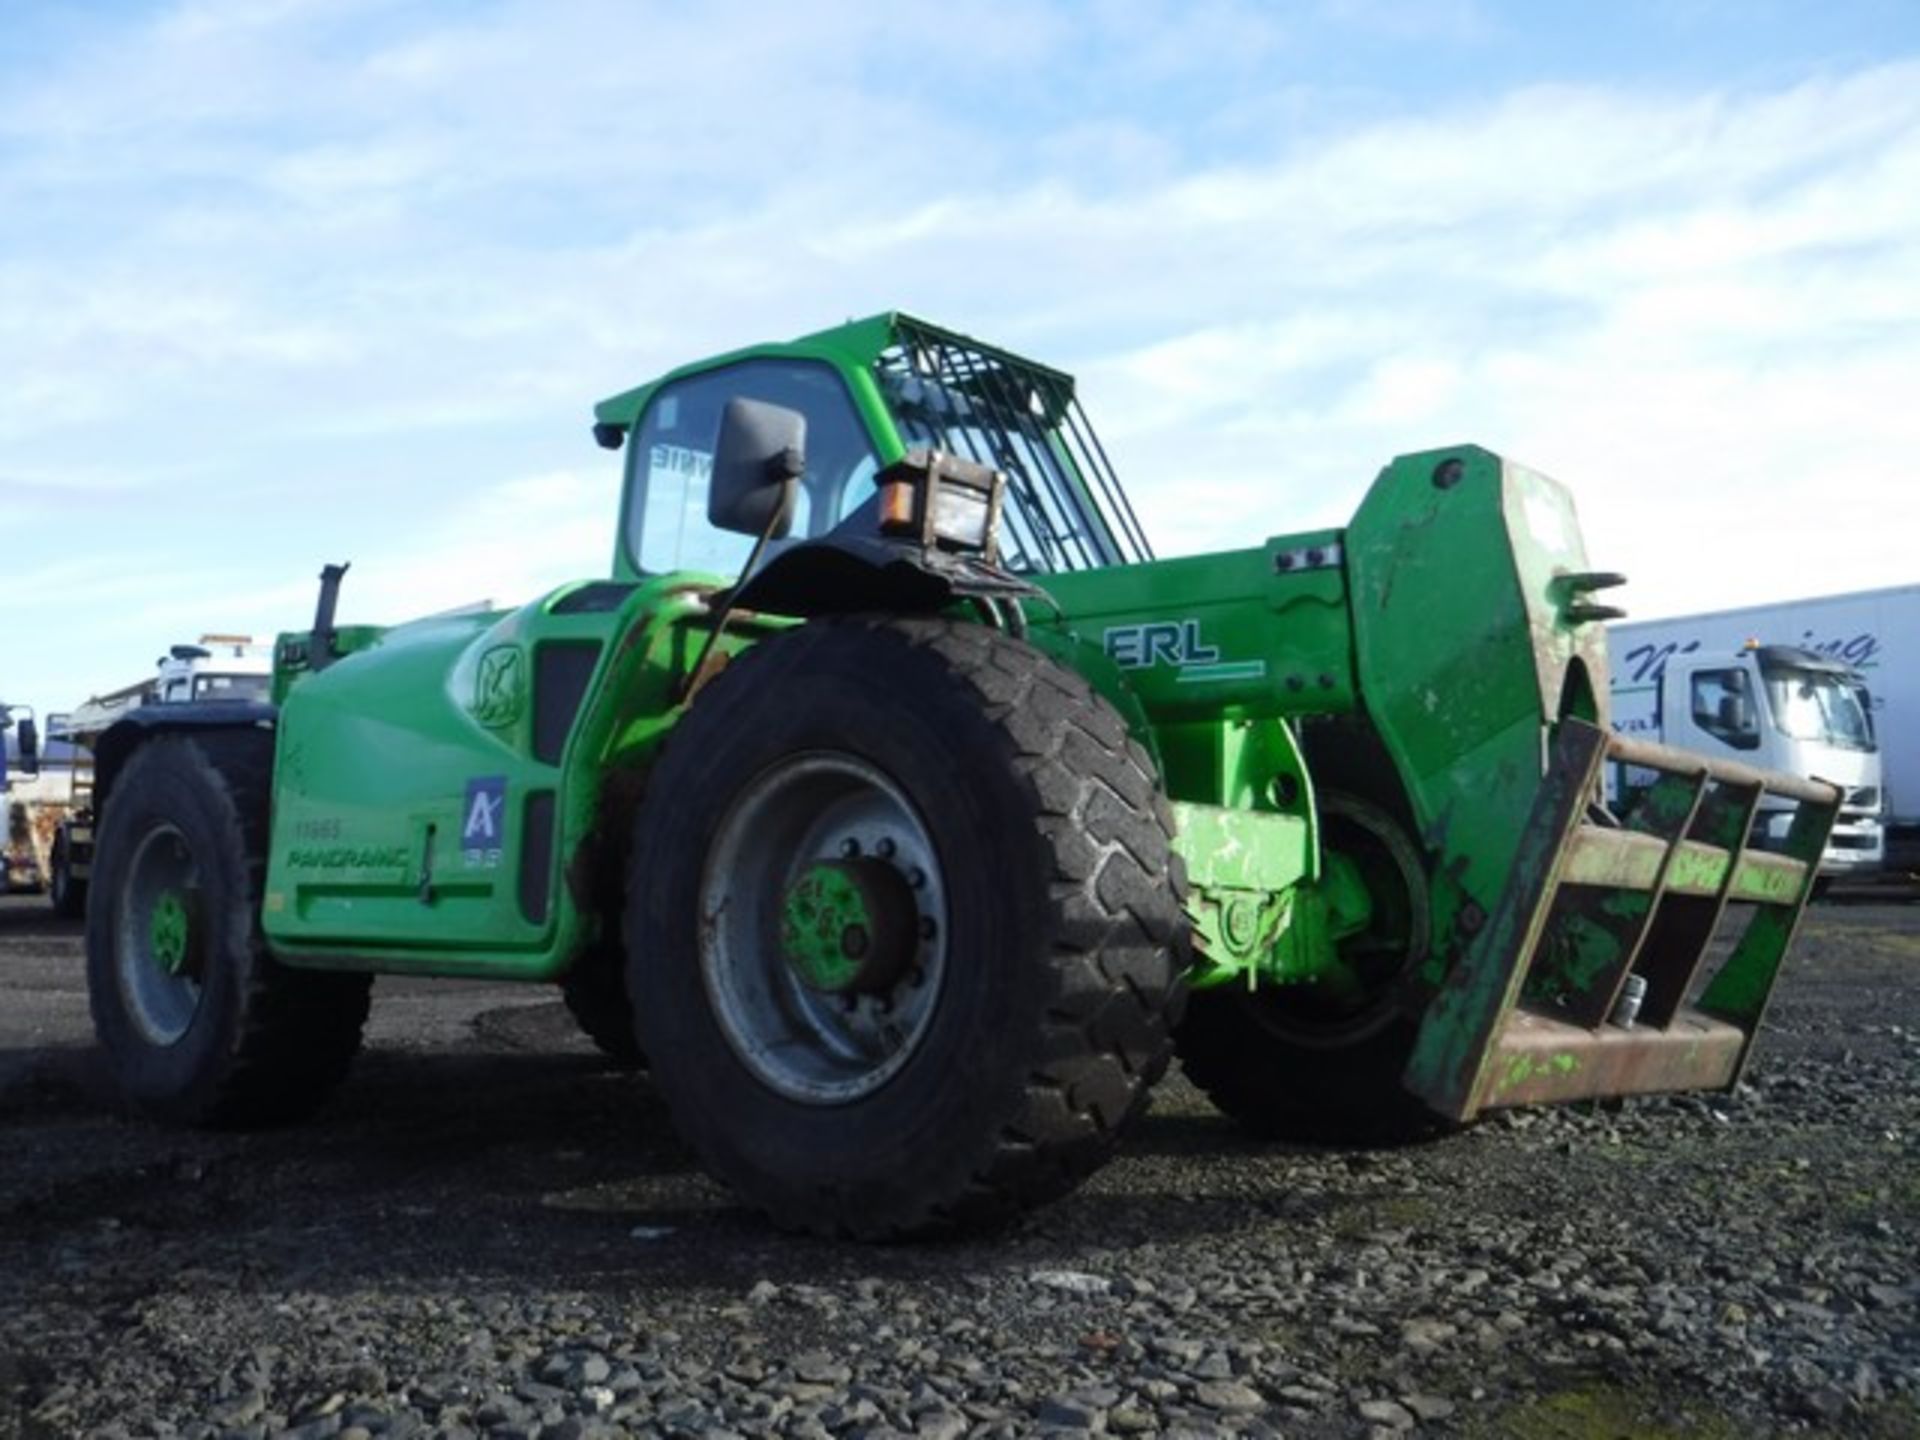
[{"x1": 3, "y1": 0, "x2": 1918, "y2": 716}]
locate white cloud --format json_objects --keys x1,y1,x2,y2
[{"x1": 1, "y1": 3, "x2": 1916, "y2": 714}]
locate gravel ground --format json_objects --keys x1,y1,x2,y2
[{"x1": 1, "y1": 892, "x2": 1915, "y2": 1440}]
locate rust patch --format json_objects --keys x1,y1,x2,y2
[{"x1": 1479, "y1": 1006, "x2": 1744, "y2": 1109}]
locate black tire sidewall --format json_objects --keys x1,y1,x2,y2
[
  {"x1": 51, "y1": 831, "x2": 87, "y2": 918},
  {"x1": 631, "y1": 624, "x2": 1065, "y2": 1229},
  {"x1": 86, "y1": 738, "x2": 261, "y2": 1121},
  {"x1": 561, "y1": 949, "x2": 646, "y2": 1067}
]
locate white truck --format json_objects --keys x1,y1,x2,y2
[
  {"x1": 45, "y1": 637, "x2": 273, "y2": 915},
  {"x1": 1608, "y1": 585, "x2": 1916, "y2": 880}
]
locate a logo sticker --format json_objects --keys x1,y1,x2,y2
[
  {"x1": 462, "y1": 775, "x2": 508, "y2": 868},
  {"x1": 473, "y1": 646, "x2": 526, "y2": 728},
  {"x1": 1103, "y1": 620, "x2": 1266, "y2": 684}
]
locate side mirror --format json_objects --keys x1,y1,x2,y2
[
  {"x1": 15, "y1": 717, "x2": 38, "y2": 775},
  {"x1": 709, "y1": 398, "x2": 805, "y2": 539},
  {"x1": 1718, "y1": 692, "x2": 1752, "y2": 737}
]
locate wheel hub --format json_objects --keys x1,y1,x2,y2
[
  {"x1": 780, "y1": 859, "x2": 918, "y2": 995},
  {"x1": 148, "y1": 889, "x2": 194, "y2": 977},
  {"x1": 700, "y1": 751, "x2": 950, "y2": 1105}
]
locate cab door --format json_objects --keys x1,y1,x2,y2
[{"x1": 1666, "y1": 657, "x2": 1763, "y2": 759}]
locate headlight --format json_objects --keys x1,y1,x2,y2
[{"x1": 876, "y1": 449, "x2": 1005, "y2": 558}]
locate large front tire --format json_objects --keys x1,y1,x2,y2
[
  {"x1": 86, "y1": 732, "x2": 370, "y2": 1126},
  {"x1": 629, "y1": 618, "x2": 1187, "y2": 1239}
]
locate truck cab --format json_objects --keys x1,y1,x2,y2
[
  {"x1": 153, "y1": 638, "x2": 273, "y2": 705},
  {"x1": 1653, "y1": 644, "x2": 1882, "y2": 874}
]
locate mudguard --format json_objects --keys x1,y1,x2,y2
[
  {"x1": 730, "y1": 535, "x2": 1039, "y2": 618},
  {"x1": 93, "y1": 701, "x2": 277, "y2": 811}
]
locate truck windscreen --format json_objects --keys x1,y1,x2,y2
[
  {"x1": 192, "y1": 674, "x2": 271, "y2": 702},
  {"x1": 1761, "y1": 664, "x2": 1875, "y2": 751}
]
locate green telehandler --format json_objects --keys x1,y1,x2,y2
[{"x1": 84, "y1": 314, "x2": 1839, "y2": 1238}]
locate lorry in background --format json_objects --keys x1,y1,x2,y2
[
  {"x1": 45, "y1": 638, "x2": 272, "y2": 916},
  {"x1": 1609, "y1": 585, "x2": 1916, "y2": 879},
  {"x1": 1608, "y1": 641, "x2": 1879, "y2": 879}
]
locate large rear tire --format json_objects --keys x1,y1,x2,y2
[
  {"x1": 86, "y1": 732, "x2": 371, "y2": 1126},
  {"x1": 629, "y1": 617, "x2": 1187, "y2": 1238}
]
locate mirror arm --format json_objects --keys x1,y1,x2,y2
[{"x1": 677, "y1": 500, "x2": 788, "y2": 705}]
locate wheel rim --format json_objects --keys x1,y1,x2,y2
[
  {"x1": 700, "y1": 752, "x2": 949, "y2": 1105},
  {"x1": 115, "y1": 823, "x2": 205, "y2": 1046}
]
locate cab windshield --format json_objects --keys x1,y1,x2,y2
[
  {"x1": 626, "y1": 359, "x2": 884, "y2": 578},
  {"x1": 623, "y1": 322, "x2": 1154, "y2": 580},
  {"x1": 1761, "y1": 662, "x2": 1875, "y2": 751},
  {"x1": 193, "y1": 673, "x2": 271, "y2": 702}
]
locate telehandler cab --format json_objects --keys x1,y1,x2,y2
[{"x1": 84, "y1": 314, "x2": 1839, "y2": 1237}]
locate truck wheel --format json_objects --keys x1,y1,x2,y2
[
  {"x1": 50, "y1": 831, "x2": 88, "y2": 919},
  {"x1": 1178, "y1": 791, "x2": 1445, "y2": 1143},
  {"x1": 628, "y1": 617, "x2": 1186, "y2": 1238},
  {"x1": 561, "y1": 947, "x2": 646, "y2": 1068},
  {"x1": 86, "y1": 732, "x2": 371, "y2": 1126}
]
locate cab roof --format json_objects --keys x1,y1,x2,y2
[{"x1": 589, "y1": 311, "x2": 1075, "y2": 437}]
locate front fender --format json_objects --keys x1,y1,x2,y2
[
  {"x1": 94, "y1": 702, "x2": 277, "y2": 813},
  {"x1": 731, "y1": 535, "x2": 1038, "y2": 617}
]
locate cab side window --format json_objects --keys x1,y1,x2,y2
[
  {"x1": 627, "y1": 359, "x2": 880, "y2": 577},
  {"x1": 1691, "y1": 668, "x2": 1759, "y2": 750}
]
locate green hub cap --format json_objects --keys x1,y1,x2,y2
[
  {"x1": 781, "y1": 859, "x2": 917, "y2": 995},
  {"x1": 148, "y1": 889, "x2": 193, "y2": 977}
]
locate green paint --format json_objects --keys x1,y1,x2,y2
[
  {"x1": 149, "y1": 890, "x2": 190, "y2": 976},
  {"x1": 1175, "y1": 660, "x2": 1268, "y2": 684},
  {"x1": 780, "y1": 864, "x2": 872, "y2": 992},
  {"x1": 1525, "y1": 910, "x2": 1629, "y2": 1003},
  {"x1": 1178, "y1": 810, "x2": 1375, "y2": 993},
  {"x1": 1168, "y1": 802, "x2": 1310, "y2": 894},
  {"x1": 1493, "y1": 1049, "x2": 1580, "y2": 1098}
]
